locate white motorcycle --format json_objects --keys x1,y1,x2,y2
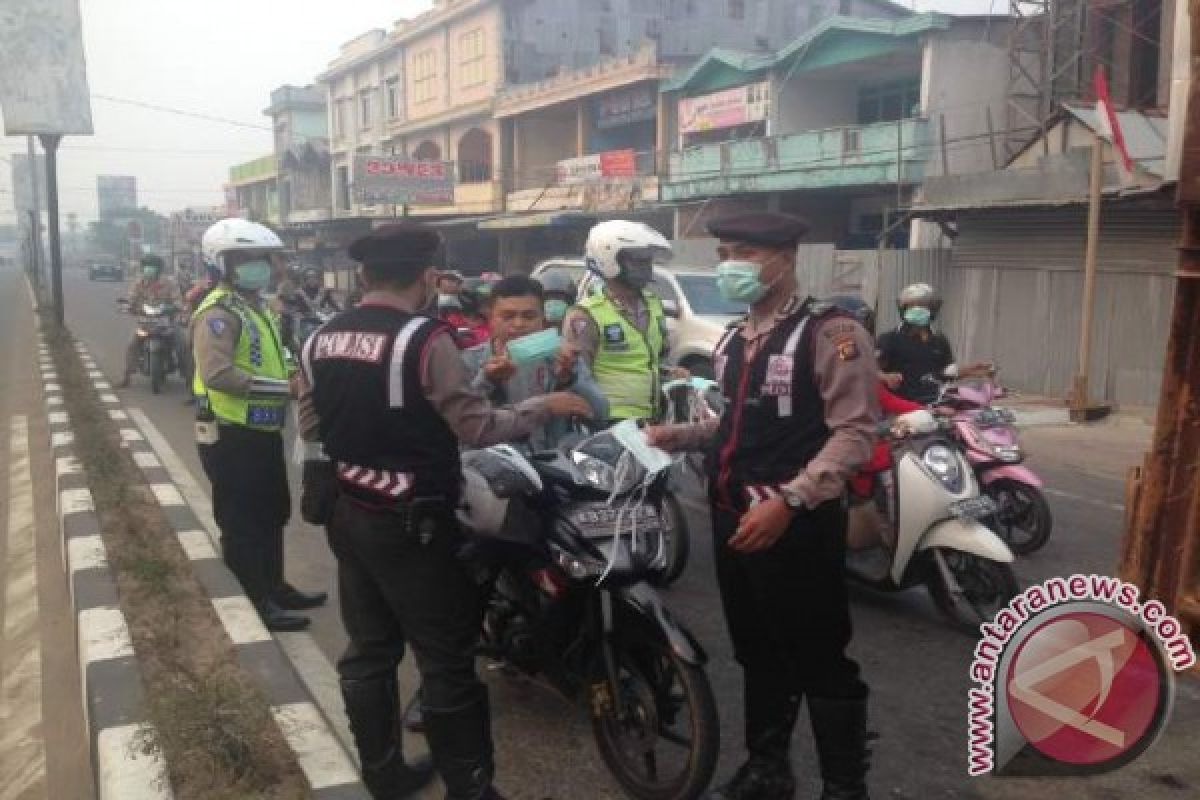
[{"x1": 846, "y1": 410, "x2": 1018, "y2": 633}]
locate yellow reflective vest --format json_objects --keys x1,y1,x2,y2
[{"x1": 579, "y1": 290, "x2": 666, "y2": 420}]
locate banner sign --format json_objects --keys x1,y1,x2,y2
[
  {"x1": 678, "y1": 81, "x2": 769, "y2": 135},
  {"x1": 556, "y1": 149, "x2": 637, "y2": 186},
  {"x1": 593, "y1": 86, "x2": 657, "y2": 130},
  {"x1": 0, "y1": 0, "x2": 94, "y2": 135},
  {"x1": 354, "y1": 156, "x2": 455, "y2": 205}
]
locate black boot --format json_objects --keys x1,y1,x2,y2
[
  {"x1": 707, "y1": 755, "x2": 795, "y2": 800},
  {"x1": 401, "y1": 690, "x2": 424, "y2": 734},
  {"x1": 709, "y1": 691, "x2": 798, "y2": 800},
  {"x1": 808, "y1": 696, "x2": 871, "y2": 800},
  {"x1": 273, "y1": 582, "x2": 328, "y2": 611},
  {"x1": 341, "y1": 675, "x2": 435, "y2": 799},
  {"x1": 422, "y1": 697, "x2": 503, "y2": 800}
]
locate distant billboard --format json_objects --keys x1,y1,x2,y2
[
  {"x1": 0, "y1": 0, "x2": 94, "y2": 135},
  {"x1": 97, "y1": 175, "x2": 138, "y2": 219},
  {"x1": 679, "y1": 81, "x2": 770, "y2": 135},
  {"x1": 556, "y1": 150, "x2": 637, "y2": 186},
  {"x1": 353, "y1": 156, "x2": 454, "y2": 206},
  {"x1": 10, "y1": 154, "x2": 46, "y2": 215}
]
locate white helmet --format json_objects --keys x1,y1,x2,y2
[
  {"x1": 584, "y1": 220, "x2": 671, "y2": 281},
  {"x1": 201, "y1": 218, "x2": 283, "y2": 271}
]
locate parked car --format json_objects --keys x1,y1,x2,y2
[
  {"x1": 88, "y1": 262, "x2": 124, "y2": 282},
  {"x1": 531, "y1": 258, "x2": 744, "y2": 377}
]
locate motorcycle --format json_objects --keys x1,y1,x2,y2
[
  {"x1": 458, "y1": 425, "x2": 719, "y2": 800},
  {"x1": 846, "y1": 410, "x2": 1019, "y2": 633},
  {"x1": 121, "y1": 299, "x2": 180, "y2": 394},
  {"x1": 292, "y1": 307, "x2": 335, "y2": 353},
  {"x1": 936, "y1": 378, "x2": 1053, "y2": 555}
]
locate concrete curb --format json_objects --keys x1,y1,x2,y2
[
  {"x1": 37, "y1": 333, "x2": 173, "y2": 800},
  {"x1": 64, "y1": 340, "x2": 369, "y2": 799}
]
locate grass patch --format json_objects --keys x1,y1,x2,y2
[{"x1": 43, "y1": 321, "x2": 311, "y2": 799}]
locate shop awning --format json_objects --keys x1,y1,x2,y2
[{"x1": 477, "y1": 211, "x2": 597, "y2": 231}]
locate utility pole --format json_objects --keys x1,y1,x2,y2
[
  {"x1": 26, "y1": 136, "x2": 43, "y2": 294},
  {"x1": 1118, "y1": 2, "x2": 1200, "y2": 660},
  {"x1": 39, "y1": 134, "x2": 66, "y2": 327},
  {"x1": 1068, "y1": 133, "x2": 1109, "y2": 421}
]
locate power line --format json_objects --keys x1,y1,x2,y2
[{"x1": 91, "y1": 93, "x2": 272, "y2": 131}]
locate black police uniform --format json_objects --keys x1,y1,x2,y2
[{"x1": 705, "y1": 213, "x2": 873, "y2": 800}]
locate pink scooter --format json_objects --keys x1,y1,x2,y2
[{"x1": 937, "y1": 378, "x2": 1053, "y2": 555}]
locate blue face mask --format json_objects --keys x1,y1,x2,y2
[
  {"x1": 903, "y1": 306, "x2": 932, "y2": 327},
  {"x1": 506, "y1": 328, "x2": 561, "y2": 365},
  {"x1": 544, "y1": 298, "x2": 569, "y2": 322},
  {"x1": 716, "y1": 260, "x2": 769, "y2": 304},
  {"x1": 233, "y1": 259, "x2": 273, "y2": 292}
]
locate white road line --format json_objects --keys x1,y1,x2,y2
[
  {"x1": 94, "y1": 381, "x2": 112, "y2": 391},
  {"x1": 210, "y1": 596, "x2": 271, "y2": 645},
  {"x1": 149, "y1": 483, "x2": 186, "y2": 507},
  {"x1": 56, "y1": 455, "x2": 83, "y2": 478},
  {"x1": 126, "y1": 407, "x2": 358, "y2": 757},
  {"x1": 51, "y1": 431, "x2": 74, "y2": 449},
  {"x1": 96, "y1": 723, "x2": 172, "y2": 800},
  {"x1": 59, "y1": 488, "x2": 95, "y2": 516},
  {"x1": 44, "y1": 383, "x2": 61, "y2": 392},
  {"x1": 46, "y1": 396, "x2": 63, "y2": 407},
  {"x1": 270, "y1": 702, "x2": 360, "y2": 790},
  {"x1": 108, "y1": 409, "x2": 129, "y2": 421},
  {"x1": 0, "y1": 416, "x2": 47, "y2": 795},
  {"x1": 98, "y1": 393, "x2": 120, "y2": 404},
  {"x1": 176, "y1": 530, "x2": 217, "y2": 562},
  {"x1": 1043, "y1": 487, "x2": 1125, "y2": 513},
  {"x1": 78, "y1": 607, "x2": 135, "y2": 664},
  {"x1": 119, "y1": 429, "x2": 144, "y2": 443},
  {"x1": 131, "y1": 451, "x2": 161, "y2": 469},
  {"x1": 68, "y1": 534, "x2": 109, "y2": 576},
  {"x1": 48, "y1": 411, "x2": 69, "y2": 426}
]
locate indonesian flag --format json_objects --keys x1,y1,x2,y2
[{"x1": 1093, "y1": 66, "x2": 1135, "y2": 182}]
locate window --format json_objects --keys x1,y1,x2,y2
[
  {"x1": 413, "y1": 49, "x2": 437, "y2": 103},
  {"x1": 358, "y1": 89, "x2": 373, "y2": 129},
  {"x1": 336, "y1": 165, "x2": 351, "y2": 210},
  {"x1": 856, "y1": 79, "x2": 921, "y2": 125},
  {"x1": 459, "y1": 29, "x2": 486, "y2": 88},
  {"x1": 728, "y1": 0, "x2": 745, "y2": 19},
  {"x1": 385, "y1": 77, "x2": 400, "y2": 119},
  {"x1": 334, "y1": 98, "x2": 348, "y2": 138}
]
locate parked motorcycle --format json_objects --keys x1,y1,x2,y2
[
  {"x1": 121, "y1": 299, "x2": 180, "y2": 394},
  {"x1": 937, "y1": 378, "x2": 1053, "y2": 555},
  {"x1": 458, "y1": 427, "x2": 719, "y2": 800},
  {"x1": 846, "y1": 410, "x2": 1018, "y2": 633}
]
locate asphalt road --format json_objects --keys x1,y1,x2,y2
[{"x1": 62, "y1": 268, "x2": 1198, "y2": 799}]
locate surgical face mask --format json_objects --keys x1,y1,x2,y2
[
  {"x1": 232, "y1": 260, "x2": 272, "y2": 292},
  {"x1": 544, "y1": 298, "x2": 569, "y2": 322},
  {"x1": 716, "y1": 260, "x2": 771, "y2": 304},
  {"x1": 903, "y1": 306, "x2": 932, "y2": 327},
  {"x1": 506, "y1": 328, "x2": 561, "y2": 365}
]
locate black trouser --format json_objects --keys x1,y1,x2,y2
[
  {"x1": 327, "y1": 494, "x2": 493, "y2": 798},
  {"x1": 713, "y1": 498, "x2": 868, "y2": 759},
  {"x1": 198, "y1": 424, "x2": 290, "y2": 608}
]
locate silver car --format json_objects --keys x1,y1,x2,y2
[{"x1": 530, "y1": 258, "x2": 744, "y2": 378}]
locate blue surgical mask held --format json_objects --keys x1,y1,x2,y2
[
  {"x1": 716, "y1": 259, "x2": 770, "y2": 304},
  {"x1": 506, "y1": 328, "x2": 562, "y2": 365},
  {"x1": 233, "y1": 259, "x2": 273, "y2": 292},
  {"x1": 903, "y1": 306, "x2": 932, "y2": 327}
]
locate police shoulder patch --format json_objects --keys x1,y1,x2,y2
[
  {"x1": 603, "y1": 323, "x2": 625, "y2": 343},
  {"x1": 834, "y1": 334, "x2": 860, "y2": 361},
  {"x1": 207, "y1": 316, "x2": 229, "y2": 337}
]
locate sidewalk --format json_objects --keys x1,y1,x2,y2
[{"x1": 0, "y1": 270, "x2": 92, "y2": 800}]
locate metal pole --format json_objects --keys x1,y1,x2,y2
[
  {"x1": 1070, "y1": 133, "x2": 1104, "y2": 413},
  {"x1": 38, "y1": 134, "x2": 65, "y2": 328},
  {"x1": 26, "y1": 136, "x2": 43, "y2": 291}
]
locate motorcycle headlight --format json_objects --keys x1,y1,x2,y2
[
  {"x1": 922, "y1": 444, "x2": 964, "y2": 493},
  {"x1": 572, "y1": 452, "x2": 617, "y2": 492}
]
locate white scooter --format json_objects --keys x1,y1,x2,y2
[{"x1": 846, "y1": 410, "x2": 1018, "y2": 633}]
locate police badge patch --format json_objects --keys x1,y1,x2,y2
[
  {"x1": 834, "y1": 335, "x2": 860, "y2": 361},
  {"x1": 604, "y1": 323, "x2": 625, "y2": 343},
  {"x1": 207, "y1": 316, "x2": 228, "y2": 336}
]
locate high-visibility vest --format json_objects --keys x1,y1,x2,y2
[
  {"x1": 192, "y1": 287, "x2": 289, "y2": 431},
  {"x1": 579, "y1": 290, "x2": 666, "y2": 420}
]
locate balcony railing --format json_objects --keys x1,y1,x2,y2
[{"x1": 665, "y1": 118, "x2": 931, "y2": 200}]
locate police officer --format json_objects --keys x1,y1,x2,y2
[
  {"x1": 191, "y1": 218, "x2": 326, "y2": 633},
  {"x1": 647, "y1": 213, "x2": 879, "y2": 800},
  {"x1": 295, "y1": 222, "x2": 592, "y2": 800},
  {"x1": 562, "y1": 219, "x2": 673, "y2": 422}
]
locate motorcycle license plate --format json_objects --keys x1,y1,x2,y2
[
  {"x1": 569, "y1": 503, "x2": 660, "y2": 539},
  {"x1": 949, "y1": 496, "x2": 998, "y2": 520}
]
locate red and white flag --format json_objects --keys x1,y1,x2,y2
[{"x1": 1093, "y1": 66, "x2": 1136, "y2": 183}]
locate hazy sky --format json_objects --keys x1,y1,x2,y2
[{"x1": 1, "y1": 0, "x2": 994, "y2": 224}]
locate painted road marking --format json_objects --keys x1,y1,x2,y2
[
  {"x1": 149, "y1": 484, "x2": 186, "y2": 508},
  {"x1": 59, "y1": 488, "x2": 95, "y2": 516},
  {"x1": 131, "y1": 451, "x2": 161, "y2": 470},
  {"x1": 270, "y1": 702, "x2": 360, "y2": 790},
  {"x1": 0, "y1": 416, "x2": 46, "y2": 796},
  {"x1": 108, "y1": 409, "x2": 129, "y2": 421},
  {"x1": 48, "y1": 411, "x2": 69, "y2": 426},
  {"x1": 96, "y1": 723, "x2": 172, "y2": 800},
  {"x1": 176, "y1": 530, "x2": 217, "y2": 562},
  {"x1": 119, "y1": 429, "x2": 144, "y2": 443},
  {"x1": 68, "y1": 535, "x2": 110, "y2": 576},
  {"x1": 98, "y1": 393, "x2": 120, "y2": 405},
  {"x1": 78, "y1": 608, "x2": 135, "y2": 664},
  {"x1": 1043, "y1": 487, "x2": 1125, "y2": 513},
  {"x1": 211, "y1": 596, "x2": 271, "y2": 645},
  {"x1": 51, "y1": 431, "x2": 74, "y2": 449}
]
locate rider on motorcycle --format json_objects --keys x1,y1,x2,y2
[
  {"x1": 119, "y1": 254, "x2": 179, "y2": 388},
  {"x1": 297, "y1": 266, "x2": 342, "y2": 314}
]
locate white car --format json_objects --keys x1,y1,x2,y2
[{"x1": 530, "y1": 258, "x2": 744, "y2": 378}]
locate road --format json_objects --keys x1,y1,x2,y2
[{"x1": 63, "y1": 267, "x2": 1198, "y2": 799}]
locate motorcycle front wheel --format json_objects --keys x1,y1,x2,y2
[
  {"x1": 591, "y1": 631, "x2": 718, "y2": 800},
  {"x1": 149, "y1": 349, "x2": 165, "y2": 394},
  {"x1": 929, "y1": 549, "x2": 1019, "y2": 635},
  {"x1": 984, "y1": 479, "x2": 1052, "y2": 555}
]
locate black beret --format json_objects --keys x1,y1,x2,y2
[
  {"x1": 706, "y1": 212, "x2": 810, "y2": 248},
  {"x1": 348, "y1": 222, "x2": 442, "y2": 269}
]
